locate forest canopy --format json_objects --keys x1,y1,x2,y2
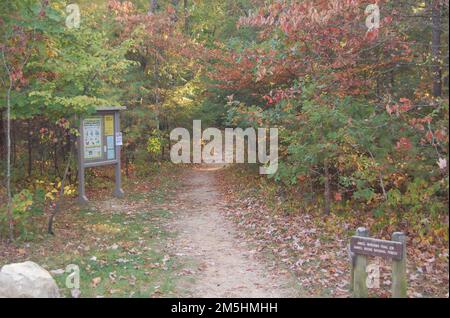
[{"x1": 0, "y1": 0, "x2": 448, "y2": 246}]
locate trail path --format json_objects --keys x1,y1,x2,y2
[{"x1": 167, "y1": 165, "x2": 300, "y2": 298}]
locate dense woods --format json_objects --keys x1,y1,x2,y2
[
  {"x1": 0, "y1": 0, "x2": 448, "y2": 300},
  {"x1": 0, "y1": 0, "x2": 448, "y2": 287}
]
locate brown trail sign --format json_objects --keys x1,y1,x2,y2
[
  {"x1": 350, "y1": 236, "x2": 403, "y2": 261},
  {"x1": 350, "y1": 227, "x2": 407, "y2": 298}
]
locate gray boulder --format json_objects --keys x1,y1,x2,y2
[{"x1": 0, "y1": 261, "x2": 60, "y2": 298}]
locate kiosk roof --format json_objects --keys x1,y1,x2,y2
[{"x1": 95, "y1": 106, "x2": 127, "y2": 111}]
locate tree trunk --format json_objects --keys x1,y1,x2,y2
[
  {"x1": 125, "y1": 152, "x2": 130, "y2": 178},
  {"x1": 324, "y1": 159, "x2": 331, "y2": 215},
  {"x1": 0, "y1": 110, "x2": 4, "y2": 162},
  {"x1": 12, "y1": 120, "x2": 16, "y2": 166},
  {"x1": 183, "y1": 0, "x2": 189, "y2": 33},
  {"x1": 154, "y1": 50, "x2": 161, "y2": 131},
  {"x1": 148, "y1": 0, "x2": 158, "y2": 15},
  {"x1": 27, "y1": 120, "x2": 32, "y2": 177},
  {"x1": 431, "y1": 0, "x2": 442, "y2": 97},
  {"x1": 6, "y1": 86, "x2": 13, "y2": 241},
  {"x1": 48, "y1": 137, "x2": 73, "y2": 235},
  {"x1": 389, "y1": 70, "x2": 395, "y2": 95},
  {"x1": 2, "y1": 48, "x2": 14, "y2": 241},
  {"x1": 54, "y1": 139, "x2": 59, "y2": 177}
]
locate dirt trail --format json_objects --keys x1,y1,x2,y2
[{"x1": 168, "y1": 165, "x2": 300, "y2": 298}]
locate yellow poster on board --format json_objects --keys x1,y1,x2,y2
[{"x1": 104, "y1": 115, "x2": 114, "y2": 136}]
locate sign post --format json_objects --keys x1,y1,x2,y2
[
  {"x1": 77, "y1": 106, "x2": 126, "y2": 204},
  {"x1": 392, "y1": 232, "x2": 407, "y2": 298},
  {"x1": 350, "y1": 228, "x2": 407, "y2": 298},
  {"x1": 352, "y1": 227, "x2": 369, "y2": 298}
]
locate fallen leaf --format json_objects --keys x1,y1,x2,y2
[{"x1": 91, "y1": 277, "x2": 101, "y2": 288}]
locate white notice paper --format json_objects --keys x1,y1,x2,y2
[{"x1": 116, "y1": 132, "x2": 123, "y2": 146}]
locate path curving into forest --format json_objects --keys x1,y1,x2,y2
[{"x1": 167, "y1": 165, "x2": 300, "y2": 298}]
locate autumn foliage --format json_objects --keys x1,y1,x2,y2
[{"x1": 0, "y1": 0, "x2": 448, "y2": 257}]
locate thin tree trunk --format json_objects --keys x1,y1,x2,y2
[
  {"x1": 40, "y1": 146, "x2": 44, "y2": 175},
  {"x1": 389, "y1": 70, "x2": 395, "y2": 94},
  {"x1": 27, "y1": 119, "x2": 32, "y2": 177},
  {"x1": 183, "y1": 0, "x2": 189, "y2": 33},
  {"x1": 324, "y1": 159, "x2": 331, "y2": 215},
  {"x1": 125, "y1": 152, "x2": 130, "y2": 177},
  {"x1": 368, "y1": 150, "x2": 387, "y2": 201},
  {"x1": 48, "y1": 139, "x2": 73, "y2": 235},
  {"x1": 54, "y1": 139, "x2": 59, "y2": 177},
  {"x1": 12, "y1": 120, "x2": 16, "y2": 166},
  {"x1": 66, "y1": 132, "x2": 73, "y2": 183},
  {"x1": 376, "y1": 76, "x2": 381, "y2": 100},
  {"x1": 431, "y1": 0, "x2": 442, "y2": 97},
  {"x1": 0, "y1": 110, "x2": 4, "y2": 161},
  {"x1": 154, "y1": 51, "x2": 160, "y2": 131},
  {"x1": 6, "y1": 82, "x2": 13, "y2": 241},
  {"x1": 2, "y1": 48, "x2": 14, "y2": 241},
  {"x1": 148, "y1": 0, "x2": 158, "y2": 15}
]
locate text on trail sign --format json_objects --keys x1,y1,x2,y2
[{"x1": 350, "y1": 236, "x2": 404, "y2": 260}]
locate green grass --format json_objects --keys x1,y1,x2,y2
[
  {"x1": 0, "y1": 166, "x2": 188, "y2": 298},
  {"x1": 48, "y1": 207, "x2": 178, "y2": 298}
]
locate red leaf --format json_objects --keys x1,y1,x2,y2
[{"x1": 396, "y1": 137, "x2": 412, "y2": 151}]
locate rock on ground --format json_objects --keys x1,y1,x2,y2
[{"x1": 0, "y1": 261, "x2": 60, "y2": 298}]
